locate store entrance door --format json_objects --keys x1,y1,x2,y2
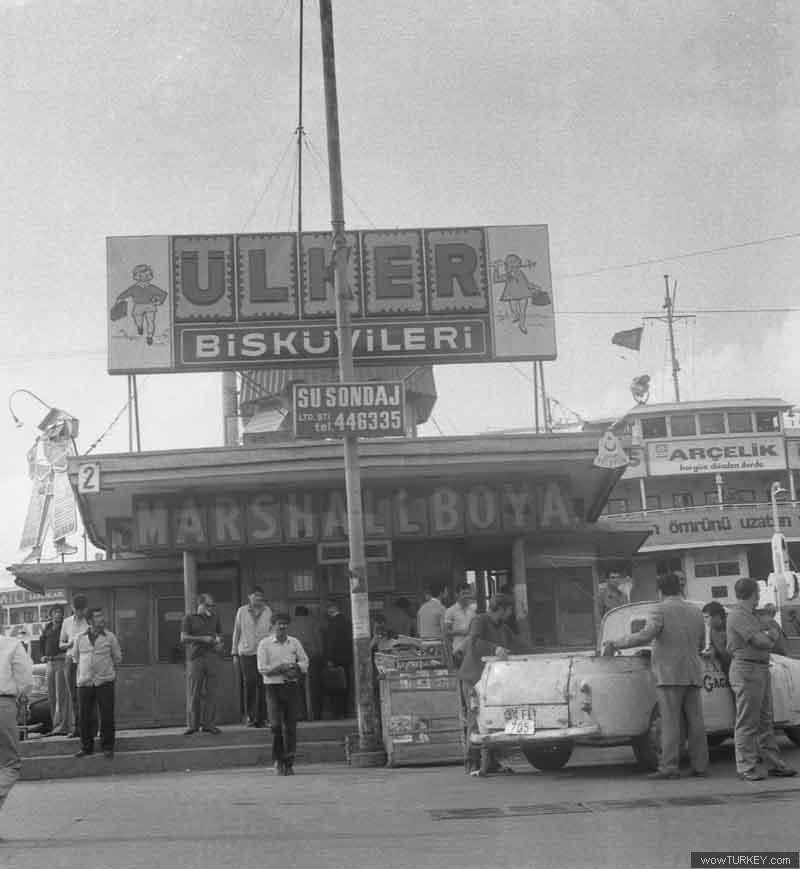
[{"x1": 463, "y1": 544, "x2": 512, "y2": 612}]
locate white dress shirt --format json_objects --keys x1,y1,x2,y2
[
  {"x1": 0, "y1": 635, "x2": 34, "y2": 697},
  {"x1": 60, "y1": 614, "x2": 89, "y2": 662},
  {"x1": 257, "y1": 635, "x2": 309, "y2": 685},
  {"x1": 231, "y1": 605, "x2": 273, "y2": 656}
]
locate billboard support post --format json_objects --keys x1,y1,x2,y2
[{"x1": 319, "y1": 0, "x2": 384, "y2": 765}]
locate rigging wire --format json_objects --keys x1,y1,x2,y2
[
  {"x1": 239, "y1": 132, "x2": 297, "y2": 233},
  {"x1": 85, "y1": 377, "x2": 150, "y2": 455}
]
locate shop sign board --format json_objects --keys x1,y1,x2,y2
[
  {"x1": 602, "y1": 503, "x2": 800, "y2": 550},
  {"x1": 293, "y1": 382, "x2": 405, "y2": 439},
  {"x1": 131, "y1": 479, "x2": 577, "y2": 552},
  {"x1": 106, "y1": 225, "x2": 555, "y2": 373},
  {"x1": 646, "y1": 436, "x2": 787, "y2": 476}
]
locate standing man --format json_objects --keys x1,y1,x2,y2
[
  {"x1": 417, "y1": 583, "x2": 447, "y2": 640},
  {"x1": 73, "y1": 608, "x2": 122, "y2": 759},
  {"x1": 39, "y1": 604, "x2": 71, "y2": 736},
  {"x1": 459, "y1": 593, "x2": 526, "y2": 776},
  {"x1": 257, "y1": 613, "x2": 309, "y2": 776},
  {"x1": 726, "y1": 578, "x2": 797, "y2": 782},
  {"x1": 444, "y1": 583, "x2": 477, "y2": 669},
  {"x1": 0, "y1": 632, "x2": 34, "y2": 827},
  {"x1": 181, "y1": 594, "x2": 224, "y2": 736},
  {"x1": 59, "y1": 594, "x2": 89, "y2": 738},
  {"x1": 603, "y1": 572, "x2": 708, "y2": 779},
  {"x1": 231, "y1": 586, "x2": 272, "y2": 728},
  {"x1": 322, "y1": 601, "x2": 353, "y2": 719}
]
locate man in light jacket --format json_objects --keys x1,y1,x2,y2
[
  {"x1": 0, "y1": 634, "x2": 34, "y2": 825},
  {"x1": 603, "y1": 572, "x2": 708, "y2": 779}
]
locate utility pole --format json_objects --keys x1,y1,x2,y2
[
  {"x1": 319, "y1": 0, "x2": 384, "y2": 765},
  {"x1": 643, "y1": 275, "x2": 694, "y2": 403}
]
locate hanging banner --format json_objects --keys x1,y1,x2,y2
[{"x1": 107, "y1": 225, "x2": 556, "y2": 373}]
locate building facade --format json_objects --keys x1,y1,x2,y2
[{"x1": 597, "y1": 397, "x2": 800, "y2": 653}]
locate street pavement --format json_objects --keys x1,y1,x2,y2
[{"x1": 3, "y1": 740, "x2": 800, "y2": 869}]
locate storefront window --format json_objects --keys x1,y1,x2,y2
[
  {"x1": 114, "y1": 587, "x2": 150, "y2": 667},
  {"x1": 727, "y1": 411, "x2": 753, "y2": 433},
  {"x1": 640, "y1": 417, "x2": 667, "y2": 439},
  {"x1": 157, "y1": 595, "x2": 185, "y2": 664},
  {"x1": 669, "y1": 414, "x2": 696, "y2": 437}
]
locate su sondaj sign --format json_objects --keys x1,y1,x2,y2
[
  {"x1": 293, "y1": 382, "x2": 405, "y2": 439},
  {"x1": 106, "y1": 225, "x2": 555, "y2": 373}
]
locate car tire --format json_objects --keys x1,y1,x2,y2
[
  {"x1": 520, "y1": 742, "x2": 573, "y2": 771},
  {"x1": 784, "y1": 726, "x2": 800, "y2": 747},
  {"x1": 631, "y1": 704, "x2": 661, "y2": 771}
]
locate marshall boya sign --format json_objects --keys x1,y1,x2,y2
[
  {"x1": 106, "y1": 225, "x2": 555, "y2": 373},
  {"x1": 131, "y1": 479, "x2": 577, "y2": 552}
]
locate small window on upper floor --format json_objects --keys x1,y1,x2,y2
[
  {"x1": 641, "y1": 417, "x2": 667, "y2": 439},
  {"x1": 673, "y1": 492, "x2": 694, "y2": 508},
  {"x1": 670, "y1": 414, "x2": 696, "y2": 437},
  {"x1": 699, "y1": 412, "x2": 725, "y2": 435},
  {"x1": 727, "y1": 411, "x2": 753, "y2": 433},
  {"x1": 755, "y1": 411, "x2": 780, "y2": 433}
]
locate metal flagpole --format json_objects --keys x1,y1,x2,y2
[{"x1": 318, "y1": 0, "x2": 384, "y2": 764}]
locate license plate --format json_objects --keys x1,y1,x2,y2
[{"x1": 503, "y1": 705, "x2": 536, "y2": 735}]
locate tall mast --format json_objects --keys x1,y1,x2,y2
[{"x1": 664, "y1": 274, "x2": 681, "y2": 402}]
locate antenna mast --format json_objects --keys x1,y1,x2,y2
[{"x1": 643, "y1": 274, "x2": 695, "y2": 403}]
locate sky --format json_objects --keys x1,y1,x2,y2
[{"x1": 2, "y1": 0, "x2": 799, "y2": 579}]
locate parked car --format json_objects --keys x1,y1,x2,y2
[
  {"x1": 17, "y1": 662, "x2": 52, "y2": 738},
  {"x1": 471, "y1": 600, "x2": 800, "y2": 772}
]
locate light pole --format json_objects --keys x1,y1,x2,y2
[{"x1": 770, "y1": 481, "x2": 788, "y2": 537}]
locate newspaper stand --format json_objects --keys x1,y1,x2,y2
[{"x1": 375, "y1": 639, "x2": 463, "y2": 767}]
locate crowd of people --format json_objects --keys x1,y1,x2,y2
[{"x1": 1, "y1": 574, "x2": 797, "y2": 822}]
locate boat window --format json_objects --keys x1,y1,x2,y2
[
  {"x1": 734, "y1": 489, "x2": 755, "y2": 504},
  {"x1": 704, "y1": 491, "x2": 721, "y2": 506},
  {"x1": 645, "y1": 494, "x2": 662, "y2": 510},
  {"x1": 669, "y1": 414, "x2": 696, "y2": 437},
  {"x1": 604, "y1": 498, "x2": 629, "y2": 515},
  {"x1": 673, "y1": 492, "x2": 694, "y2": 508},
  {"x1": 640, "y1": 416, "x2": 667, "y2": 439},
  {"x1": 699, "y1": 412, "x2": 725, "y2": 434},
  {"x1": 727, "y1": 411, "x2": 753, "y2": 433},
  {"x1": 755, "y1": 411, "x2": 780, "y2": 433}
]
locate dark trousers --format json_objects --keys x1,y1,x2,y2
[
  {"x1": 67, "y1": 659, "x2": 80, "y2": 733},
  {"x1": 266, "y1": 683, "x2": 300, "y2": 765},
  {"x1": 239, "y1": 655, "x2": 266, "y2": 724},
  {"x1": 187, "y1": 655, "x2": 219, "y2": 730},
  {"x1": 78, "y1": 682, "x2": 116, "y2": 753}
]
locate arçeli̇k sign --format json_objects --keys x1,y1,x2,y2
[{"x1": 106, "y1": 225, "x2": 556, "y2": 373}]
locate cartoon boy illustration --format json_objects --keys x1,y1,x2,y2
[
  {"x1": 112, "y1": 264, "x2": 167, "y2": 346},
  {"x1": 492, "y1": 253, "x2": 551, "y2": 335}
]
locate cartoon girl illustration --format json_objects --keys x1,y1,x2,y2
[
  {"x1": 111, "y1": 264, "x2": 167, "y2": 346},
  {"x1": 492, "y1": 253, "x2": 551, "y2": 335}
]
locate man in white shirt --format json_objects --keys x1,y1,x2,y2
[
  {"x1": 0, "y1": 634, "x2": 34, "y2": 824},
  {"x1": 59, "y1": 594, "x2": 89, "y2": 738},
  {"x1": 417, "y1": 583, "x2": 447, "y2": 640},
  {"x1": 231, "y1": 587, "x2": 273, "y2": 728},
  {"x1": 257, "y1": 613, "x2": 309, "y2": 776},
  {"x1": 444, "y1": 582, "x2": 477, "y2": 668}
]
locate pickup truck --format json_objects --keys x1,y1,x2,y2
[{"x1": 471, "y1": 600, "x2": 800, "y2": 772}]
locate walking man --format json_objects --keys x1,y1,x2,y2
[
  {"x1": 726, "y1": 578, "x2": 797, "y2": 782},
  {"x1": 231, "y1": 586, "x2": 272, "y2": 727},
  {"x1": 59, "y1": 594, "x2": 89, "y2": 738},
  {"x1": 257, "y1": 613, "x2": 309, "y2": 776},
  {"x1": 181, "y1": 594, "x2": 224, "y2": 735},
  {"x1": 444, "y1": 583, "x2": 477, "y2": 669},
  {"x1": 0, "y1": 632, "x2": 34, "y2": 828},
  {"x1": 73, "y1": 607, "x2": 122, "y2": 759},
  {"x1": 40, "y1": 604, "x2": 71, "y2": 735},
  {"x1": 603, "y1": 572, "x2": 708, "y2": 779}
]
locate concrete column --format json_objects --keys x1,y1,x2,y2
[{"x1": 512, "y1": 537, "x2": 531, "y2": 646}]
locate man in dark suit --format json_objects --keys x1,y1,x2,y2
[
  {"x1": 322, "y1": 600, "x2": 352, "y2": 719},
  {"x1": 603, "y1": 572, "x2": 708, "y2": 779}
]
